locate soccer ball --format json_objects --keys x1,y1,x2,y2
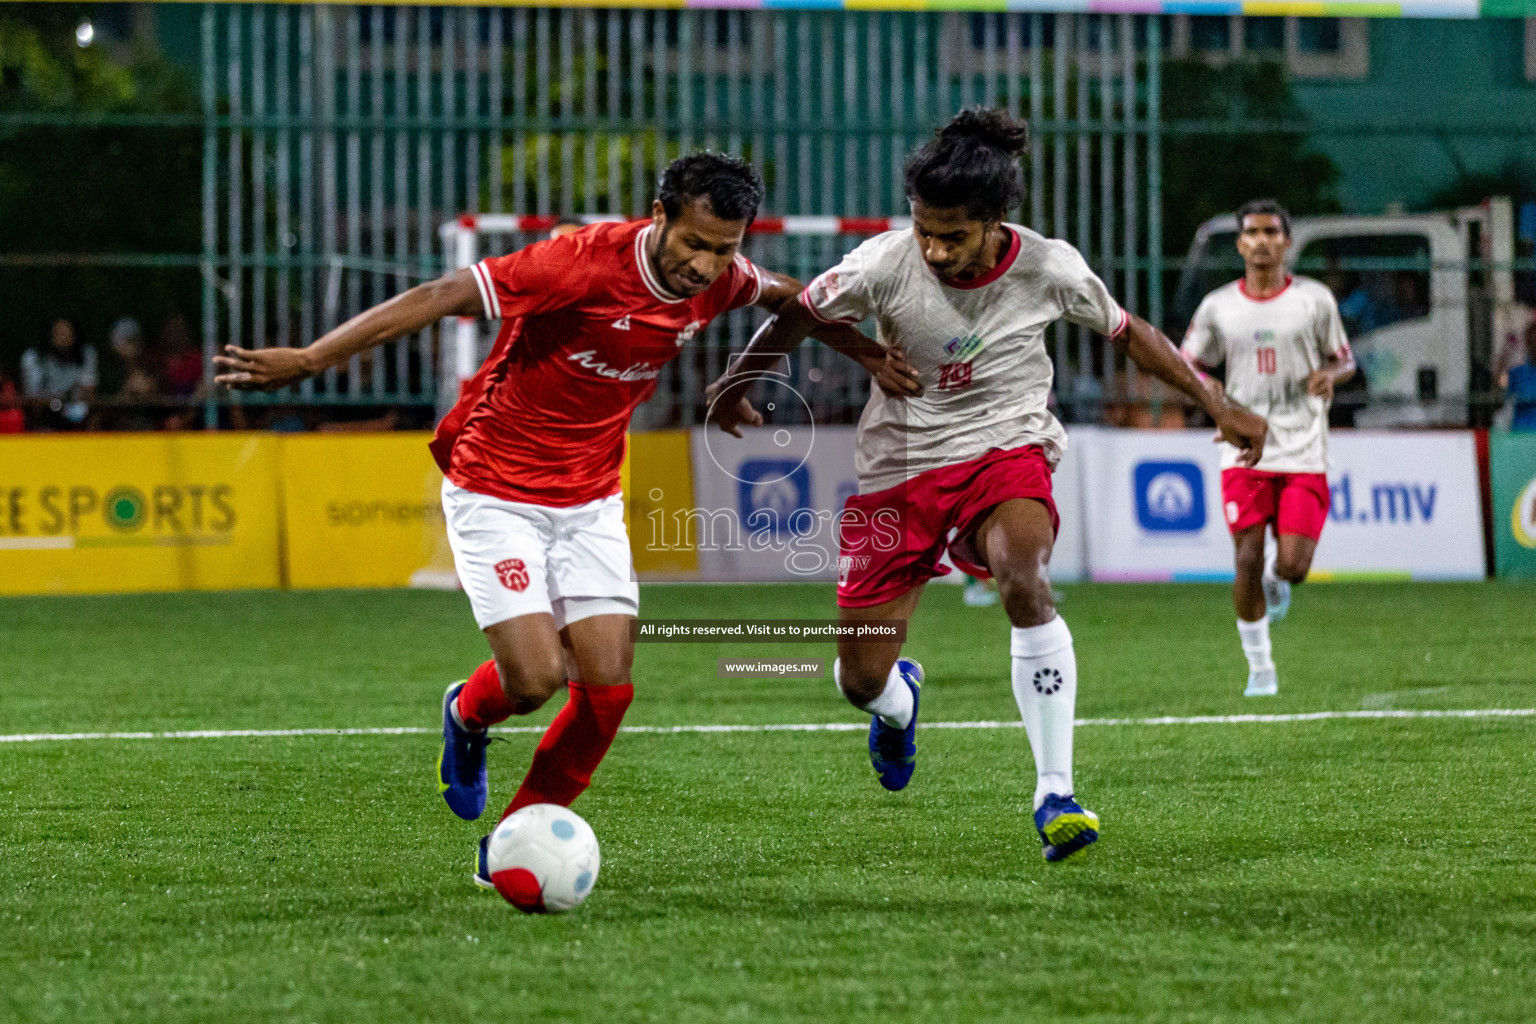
[{"x1": 485, "y1": 804, "x2": 601, "y2": 914}]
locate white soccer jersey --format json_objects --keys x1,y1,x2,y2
[
  {"x1": 800, "y1": 225, "x2": 1127, "y2": 494},
  {"x1": 1181, "y1": 276, "x2": 1350, "y2": 474}
]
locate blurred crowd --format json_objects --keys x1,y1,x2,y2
[
  {"x1": 2, "y1": 283, "x2": 1532, "y2": 436},
  {"x1": 0, "y1": 314, "x2": 206, "y2": 433},
  {"x1": 0, "y1": 314, "x2": 430, "y2": 434}
]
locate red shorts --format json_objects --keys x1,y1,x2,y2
[
  {"x1": 835, "y1": 444, "x2": 1058, "y2": 608},
  {"x1": 1220, "y1": 468, "x2": 1330, "y2": 540}
]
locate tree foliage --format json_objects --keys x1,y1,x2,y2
[
  {"x1": 1160, "y1": 58, "x2": 1341, "y2": 256},
  {"x1": 0, "y1": 7, "x2": 200, "y2": 371}
]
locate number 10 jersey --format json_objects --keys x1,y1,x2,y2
[{"x1": 1182, "y1": 275, "x2": 1350, "y2": 474}]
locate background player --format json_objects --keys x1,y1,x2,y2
[
  {"x1": 1181, "y1": 199, "x2": 1355, "y2": 697},
  {"x1": 215, "y1": 153, "x2": 896, "y2": 891},
  {"x1": 707, "y1": 109, "x2": 1268, "y2": 862}
]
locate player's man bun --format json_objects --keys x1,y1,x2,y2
[
  {"x1": 658, "y1": 152, "x2": 765, "y2": 227},
  {"x1": 904, "y1": 107, "x2": 1029, "y2": 222},
  {"x1": 937, "y1": 107, "x2": 1029, "y2": 156}
]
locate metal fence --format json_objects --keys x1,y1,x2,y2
[{"x1": 198, "y1": 4, "x2": 1163, "y2": 426}]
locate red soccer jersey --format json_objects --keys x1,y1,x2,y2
[{"x1": 431, "y1": 220, "x2": 764, "y2": 507}]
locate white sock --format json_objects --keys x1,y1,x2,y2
[
  {"x1": 1237, "y1": 616, "x2": 1274, "y2": 672},
  {"x1": 450, "y1": 693, "x2": 471, "y2": 731},
  {"x1": 834, "y1": 657, "x2": 914, "y2": 729},
  {"x1": 1009, "y1": 616, "x2": 1077, "y2": 810}
]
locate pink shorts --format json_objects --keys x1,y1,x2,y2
[
  {"x1": 835, "y1": 444, "x2": 1058, "y2": 608},
  {"x1": 1220, "y1": 468, "x2": 1330, "y2": 540}
]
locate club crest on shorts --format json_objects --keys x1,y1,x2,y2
[
  {"x1": 495, "y1": 557, "x2": 530, "y2": 592},
  {"x1": 1032, "y1": 667, "x2": 1063, "y2": 695}
]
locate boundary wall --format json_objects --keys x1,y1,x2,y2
[{"x1": 0, "y1": 427, "x2": 1499, "y2": 596}]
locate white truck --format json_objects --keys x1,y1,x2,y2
[{"x1": 1170, "y1": 197, "x2": 1533, "y2": 426}]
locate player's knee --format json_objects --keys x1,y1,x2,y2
[
  {"x1": 835, "y1": 659, "x2": 890, "y2": 706},
  {"x1": 1275, "y1": 557, "x2": 1310, "y2": 584},
  {"x1": 993, "y1": 567, "x2": 1054, "y2": 628},
  {"x1": 577, "y1": 651, "x2": 632, "y2": 688},
  {"x1": 1233, "y1": 541, "x2": 1266, "y2": 576},
  {"x1": 495, "y1": 655, "x2": 565, "y2": 714}
]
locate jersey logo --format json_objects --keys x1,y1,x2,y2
[
  {"x1": 943, "y1": 333, "x2": 984, "y2": 361},
  {"x1": 495, "y1": 558, "x2": 530, "y2": 593},
  {"x1": 611, "y1": 315, "x2": 632, "y2": 331},
  {"x1": 675, "y1": 320, "x2": 703, "y2": 348},
  {"x1": 567, "y1": 350, "x2": 661, "y2": 382},
  {"x1": 937, "y1": 361, "x2": 974, "y2": 391}
]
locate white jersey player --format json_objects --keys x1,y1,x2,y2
[
  {"x1": 707, "y1": 108, "x2": 1268, "y2": 862},
  {"x1": 1181, "y1": 199, "x2": 1355, "y2": 697}
]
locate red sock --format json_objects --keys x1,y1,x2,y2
[
  {"x1": 455, "y1": 659, "x2": 516, "y2": 731},
  {"x1": 503, "y1": 681, "x2": 633, "y2": 818}
]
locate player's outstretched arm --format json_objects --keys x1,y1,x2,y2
[
  {"x1": 752, "y1": 270, "x2": 919, "y2": 397},
  {"x1": 1115, "y1": 313, "x2": 1270, "y2": 467},
  {"x1": 704, "y1": 302, "x2": 821, "y2": 438},
  {"x1": 705, "y1": 273, "x2": 919, "y2": 437},
  {"x1": 213, "y1": 270, "x2": 483, "y2": 391}
]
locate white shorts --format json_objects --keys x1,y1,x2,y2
[{"x1": 441, "y1": 480, "x2": 639, "y2": 631}]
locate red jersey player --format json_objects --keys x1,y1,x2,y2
[
  {"x1": 215, "y1": 154, "x2": 892, "y2": 900},
  {"x1": 1181, "y1": 199, "x2": 1355, "y2": 697}
]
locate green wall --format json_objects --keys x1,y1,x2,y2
[{"x1": 1293, "y1": 18, "x2": 1536, "y2": 213}]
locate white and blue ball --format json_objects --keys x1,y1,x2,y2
[{"x1": 486, "y1": 804, "x2": 601, "y2": 914}]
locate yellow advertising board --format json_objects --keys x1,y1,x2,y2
[
  {"x1": 279, "y1": 433, "x2": 452, "y2": 590},
  {"x1": 625, "y1": 430, "x2": 698, "y2": 576},
  {"x1": 280, "y1": 430, "x2": 699, "y2": 586},
  {"x1": 0, "y1": 429, "x2": 699, "y2": 597},
  {"x1": 0, "y1": 434, "x2": 281, "y2": 595}
]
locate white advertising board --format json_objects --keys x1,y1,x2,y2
[
  {"x1": 1080, "y1": 429, "x2": 1233, "y2": 582},
  {"x1": 1310, "y1": 431, "x2": 1484, "y2": 580},
  {"x1": 687, "y1": 425, "x2": 1091, "y2": 583},
  {"x1": 688, "y1": 424, "x2": 859, "y2": 582},
  {"x1": 1080, "y1": 429, "x2": 1485, "y2": 582}
]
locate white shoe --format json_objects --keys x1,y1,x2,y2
[
  {"x1": 1244, "y1": 667, "x2": 1278, "y2": 697},
  {"x1": 1262, "y1": 551, "x2": 1291, "y2": 623}
]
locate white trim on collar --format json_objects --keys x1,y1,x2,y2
[{"x1": 635, "y1": 225, "x2": 686, "y2": 304}]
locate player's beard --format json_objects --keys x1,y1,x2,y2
[{"x1": 650, "y1": 224, "x2": 709, "y2": 298}]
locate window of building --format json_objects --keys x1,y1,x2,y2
[
  {"x1": 1189, "y1": 15, "x2": 1231, "y2": 53},
  {"x1": 1297, "y1": 17, "x2": 1342, "y2": 54},
  {"x1": 1170, "y1": 15, "x2": 1368, "y2": 79},
  {"x1": 1244, "y1": 17, "x2": 1285, "y2": 54}
]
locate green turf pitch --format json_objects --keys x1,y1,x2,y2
[{"x1": 2, "y1": 582, "x2": 1533, "y2": 1023}]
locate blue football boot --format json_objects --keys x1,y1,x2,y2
[
  {"x1": 472, "y1": 834, "x2": 495, "y2": 891},
  {"x1": 1034, "y1": 793, "x2": 1100, "y2": 863},
  {"x1": 438, "y1": 681, "x2": 491, "y2": 820},
  {"x1": 867, "y1": 658, "x2": 923, "y2": 791}
]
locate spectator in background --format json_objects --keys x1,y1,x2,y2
[
  {"x1": 160, "y1": 314, "x2": 202, "y2": 398},
  {"x1": 158, "y1": 314, "x2": 203, "y2": 430},
  {"x1": 0, "y1": 370, "x2": 24, "y2": 433},
  {"x1": 21, "y1": 318, "x2": 97, "y2": 429},
  {"x1": 106, "y1": 317, "x2": 162, "y2": 430},
  {"x1": 1503, "y1": 318, "x2": 1536, "y2": 433}
]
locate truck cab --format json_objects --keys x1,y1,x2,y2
[{"x1": 1170, "y1": 198, "x2": 1530, "y2": 427}]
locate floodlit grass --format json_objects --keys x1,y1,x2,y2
[{"x1": 2, "y1": 582, "x2": 1533, "y2": 1023}]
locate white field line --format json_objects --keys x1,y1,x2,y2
[{"x1": 0, "y1": 707, "x2": 1532, "y2": 745}]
